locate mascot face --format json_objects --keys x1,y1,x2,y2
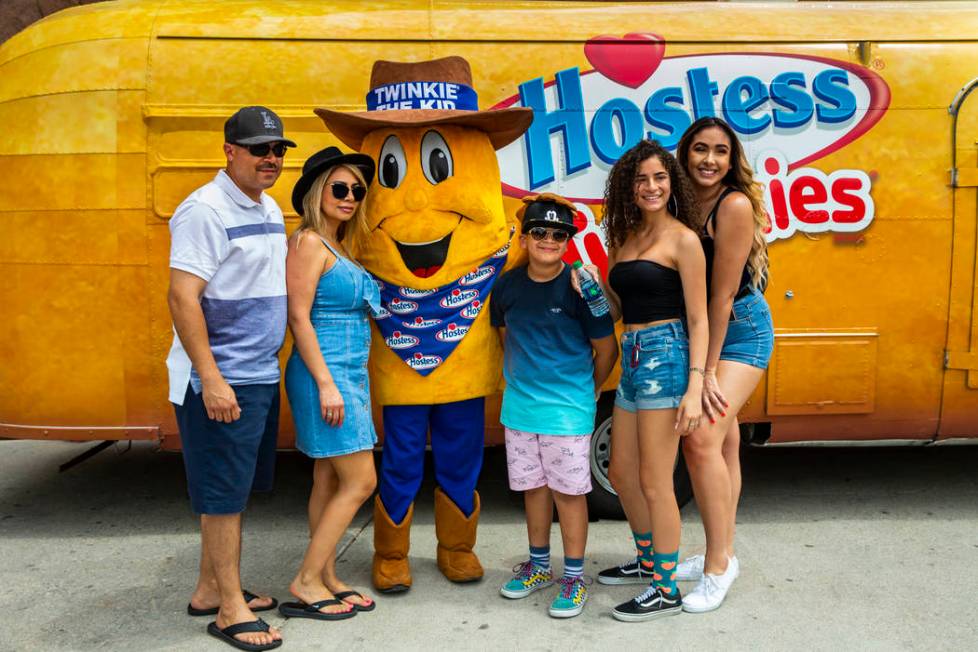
[{"x1": 352, "y1": 125, "x2": 510, "y2": 289}]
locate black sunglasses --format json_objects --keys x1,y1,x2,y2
[
  {"x1": 527, "y1": 227, "x2": 570, "y2": 243},
  {"x1": 241, "y1": 142, "x2": 289, "y2": 158},
  {"x1": 330, "y1": 181, "x2": 367, "y2": 202}
]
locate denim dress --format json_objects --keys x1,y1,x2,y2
[{"x1": 285, "y1": 237, "x2": 381, "y2": 458}]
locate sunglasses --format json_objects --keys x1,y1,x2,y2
[
  {"x1": 527, "y1": 227, "x2": 570, "y2": 243},
  {"x1": 241, "y1": 142, "x2": 289, "y2": 158},
  {"x1": 329, "y1": 181, "x2": 367, "y2": 202}
]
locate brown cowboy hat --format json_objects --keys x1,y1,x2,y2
[{"x1": 315, "y1": 56, "x2": 533, "y2": 151}]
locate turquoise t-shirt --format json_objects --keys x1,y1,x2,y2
[{"x1": 489, "y1": 264, "x2": 615, "y2": 435}]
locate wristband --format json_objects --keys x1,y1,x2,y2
[{"x1": 688, "y1": 366, "x2": 705, "y2": 376}]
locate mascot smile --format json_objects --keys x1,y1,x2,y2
[{"x1": 317, "y1": 56, "x2": 532, "y2": 592}]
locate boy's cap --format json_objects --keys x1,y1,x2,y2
[
  {"x1": 517, "y1": 193, "x2": 579, "y2": 236},
  {"x1": 224, "y1": 106, "x2": 297, "y2": 147}
]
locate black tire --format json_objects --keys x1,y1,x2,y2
[{"x1": 586, "y1": 393, "x2": 694, "y2": 519}]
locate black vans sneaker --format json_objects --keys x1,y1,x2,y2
[
  {"x1": 611, "y1": 585, "x2": 683, "y2": 622},
  {"x1": 597, "y1": 559, "x2": 654, "y2": 585}
]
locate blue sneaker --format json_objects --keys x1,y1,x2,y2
[
  {"x1": 548, "y1": 576, "x2": 589, "y2": 618},
  {"x1": 500, "y1": 561, "x2": 553, "y2": 599}
]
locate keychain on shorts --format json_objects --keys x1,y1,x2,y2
[{"x1": 630, "y1": 340, "x2": 641, "y2": 368}]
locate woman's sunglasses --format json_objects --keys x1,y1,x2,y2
[
  {"x1": 527, "y1": 227, "x2": 570, "y2": 243},
  {"x1": 330, "y1": 181, "x2": 367, "y2": 202},
  {"x1": 242, "y1": 142, "x2": 289, "y2": 158}
]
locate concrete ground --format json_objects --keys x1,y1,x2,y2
[{"x1": 0, "y1": 439, "x2": 976, "y2": 651}]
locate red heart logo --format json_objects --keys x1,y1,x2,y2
[{"x1": 584, "y1": 33, "x2": 665, "y2": 89}]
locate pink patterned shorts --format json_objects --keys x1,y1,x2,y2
[{"x1": 504, "y1": 428, "x2": 592, "y2": 496}]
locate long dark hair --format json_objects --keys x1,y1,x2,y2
[
  {"x1": 602, "y1": 139, "x2": 700, "y2": 249},
  {"x1": 677, "y1": 117, "x2": 768, "y2": 288}
]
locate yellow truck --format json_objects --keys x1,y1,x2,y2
[{"x1": 2, "y1": 1, "x2": 977, "y2": 511}]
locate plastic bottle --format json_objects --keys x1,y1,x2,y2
[{"x1": 572, "y1": 261, "x2": 610, "y2": 317}]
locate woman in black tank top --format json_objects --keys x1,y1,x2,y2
[
  {"x1": 576, "y1": 139, "x2": 708, "y2": 620},
  {"x1": 654, "y1": 117, "x2": 773, "y2": 612}
]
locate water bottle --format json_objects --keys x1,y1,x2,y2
[{"x1": 573, "y1": 261, "x2": 610, "y2": 317}]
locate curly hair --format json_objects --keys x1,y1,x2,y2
[
  {"x1": 677, "y1": 117, "x2": 769, "y2": 289},
  {"x1": 602, "y1": 139, "x2": 700, "y2": 249}
]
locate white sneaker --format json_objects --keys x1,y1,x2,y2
[
  {"x1": 682, "y1": 557, "x2": 737, "y2": 613},
  {"x1": 675, "y1": 554, "x2": 705, "y2": 581},
  {"x1": 729, "y1": 555, "x2": 740, "y2": 580}
]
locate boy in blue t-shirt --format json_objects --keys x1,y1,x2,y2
[{"x1": 490, "y1": 193, "x2": 618, "y2": 618}]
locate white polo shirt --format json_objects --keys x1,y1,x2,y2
[{"x1": 166, "y1": 170, "x2": 288, "y2": 405}]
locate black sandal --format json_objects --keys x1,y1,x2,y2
[
  {"x1": 206, "y1": 618, "x2": 282, "y2": 651},
  {"x1": 333, "y1": 590, "x2": 376, "y2": 612},
  {"x1": 279, "y1": 598, "x2": 357, "y2": 620},
  {"x1": 187, "y1": 590, "x2": 278, "y2": 617}
]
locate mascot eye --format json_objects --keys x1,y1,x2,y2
[
  {"x1": 379, "y1": 135, "x2": 407, "y2": 188},
  {"x1": 420, "y1": 130, "x2": 454, "y2": 185}
]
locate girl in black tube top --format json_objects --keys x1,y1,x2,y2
[{"x1": 574, "y1": 139, "x2": 708, "y2": 622}]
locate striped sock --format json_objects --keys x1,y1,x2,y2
[
  {"x1": 652, "y1": 549, "x2": 679, "y2": 596},
  {"x1": 632, "y1": 530, "x2": 654, "y2": 573},
  {"x1": 563, "y1": 556, "x2": 584, "y2": 580},
  {"x1": 529, "y1": 545, "x2": 551, "y2": 571}
]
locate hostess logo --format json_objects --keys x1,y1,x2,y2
[
  {"x1": 435, "y1": 323, "x2": 470, "y2": 343},
  {"x1": 460, "y1": 300, "x2": 484, "y2": 319},
  {"x1": 493, "y1": 35, "x2": 889, "y2": 241},
  {"x1": 374, "y1": 306, "x2": 391, "y2": 320},
  {"x1": 386, "y1": 330, "x2": 420, "y2": 349},
  {"x1": 439, "y1": 288, "x2": 479, "y2": 309},
  {"x1": 402, "y1": 316, "x2": 442, "y2": 329},
  {"x1": 459, "y1": 265, "x2": 496, "y2": 286},
  {"x1": 400, "y1": 287, "x2": 437, "y2": 299},
  {"x1": 408, "y1": 352, "x2": 443, "y2": 371},
  {"x1": 388, "y1": 298, "x2": 419, "y2": 315}
]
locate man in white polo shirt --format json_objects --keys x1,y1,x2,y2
[{"x1": 167, "y1": 106, "x2": 294, "y2": 651}]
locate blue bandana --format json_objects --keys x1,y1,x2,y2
[{"x1": 371, "y1": 236, "x2": 512, "y2": 376}]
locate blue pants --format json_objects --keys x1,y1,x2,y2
[{"x1": 380, "y1": 397, "x2": 485, "y2": 524}]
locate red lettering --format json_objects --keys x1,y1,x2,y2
[
  {"x1": 831, "y1": 177, "x2": 866, "y2": 223},
  {"x1": 768, "y1": 178, "x2": 791, "y2": 231},
  {"x1": 789, "y1": 175, "x2": 829, "y2": 224},
  {"x1": 584, "y1": 232, "x2": 609, "y2": 278}
]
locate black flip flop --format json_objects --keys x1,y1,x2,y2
[
  {"x1": 206, "y1": 618, "x2": 282, "y2": 651},
  {"x1": 333, "y1": 590, "x2": 376, "y2": 612},
  {"x1": 187, "y1": 590, "x2": 278, "y2": 617},
  {"x1": 278, "y1": 598, "x2": 357, "y2": 620}
]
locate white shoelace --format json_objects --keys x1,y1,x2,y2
[
  {"x1": 635, "y1": 585, "x2": 660, "y2": 603},
  {"x1": 692, "y1": 573, "x2": 724, "y2": 599}
]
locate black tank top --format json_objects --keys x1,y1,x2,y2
[
  {"x1": 608, "y1": 259, "x2": 684, "y2": 324},
  {"x1": 701, "y1": 187, "x2": 754, "y2": 297}
]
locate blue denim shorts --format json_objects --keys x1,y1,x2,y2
[
  {"x1": 720, "y1": 289, "x2": 774, "y2": 370},
  {"x1": 615, "y1": 320, "x2": 690, "y2": 412}
]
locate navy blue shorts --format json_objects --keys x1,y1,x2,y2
[{"x1": 174, "y1": 383, "x2": 279, "y2": 515}]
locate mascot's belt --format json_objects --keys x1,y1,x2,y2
[{"x1": 371, "y1": 234, "x2": 512, "y2": 376}]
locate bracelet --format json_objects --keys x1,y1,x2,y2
[{"x1": 688, "y1": 366, "x2": 706, "y2": 376}]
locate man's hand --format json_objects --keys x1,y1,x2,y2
[{"x1": 201, "y1": 376, "x2": 240, "y2": 423}]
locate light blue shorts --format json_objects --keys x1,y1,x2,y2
[
  {"x1": 720, "y1": 289, "x2": 774, "y2": 370},
  {"x1": 615, "y1": 320, "x2": 690, "y2": 412}
]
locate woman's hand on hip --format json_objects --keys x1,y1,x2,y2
[{"x1": 319, "y1": 381, "x2": 345, "y2": 427}]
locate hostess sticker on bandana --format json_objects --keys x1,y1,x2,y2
[
  {"x1": 368, "y1": 81, "x2": 480, "y2": 111},
  {"x1": 371, "y1": 246, "x2": 508, "y2": 376}
]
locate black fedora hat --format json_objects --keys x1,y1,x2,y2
[{"x1": 291, "y1": 146, "x2": 375, "y2": 216}]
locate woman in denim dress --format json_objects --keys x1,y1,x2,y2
[
  {"x1": 671, "y1": 117, "x2": 774, "y2": 612},
  {"x1": 282, "y1": 147, "x2": 380, "y2": 620}
]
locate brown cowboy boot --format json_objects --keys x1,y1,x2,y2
[
  {"x1": 434, "y1": 487, "x2": 484, "y2": 583},
  {"x1": 372, "y1": 496, "x2": 413, "y2": 593}
]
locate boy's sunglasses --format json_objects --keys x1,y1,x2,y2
[
  {"x1": 527, "y1": 227, "x2": 570, "y2": 243},
  {"x1": 330, "y1": 181, "x2": 367, "y2": 202},
  {"x1": 241, "y1": 142, "x2": 289, "y2": 158}
]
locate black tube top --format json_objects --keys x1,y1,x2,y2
[{"x1": 608, "y1": 259, "x2": 684, "y2": 324}]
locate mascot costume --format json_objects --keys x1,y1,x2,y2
[{"x1": 316, "y1": 57, "x2": 533, "y2": 592}]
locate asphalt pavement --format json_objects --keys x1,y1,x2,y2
[{"x1": 1, "y1": 439, "x2": 976, "y2": 651}]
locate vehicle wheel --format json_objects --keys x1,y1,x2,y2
[{"x1": 587, "y1": 393, "x2": 694, "y2": 520}]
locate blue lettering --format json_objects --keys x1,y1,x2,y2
[
  {"x1": 519, "y1": 68, "x2": 590, "y2": 188},
  {"x1": 590, "y1": 98, "x2": 644, "y2": 164},
  {"x1": 722, "y1": 75, "x2": 771, "y2": 135},
  {"x1": 813, "y1": 70, "x2": 856, "y2": 124},
  {"x1": 770, "y1": 72, "x2": 814, "y2": 129},
  {"x1": 686, "y1": 68, "x2": 719, "y2": 120},
  {"x1": 643, "y1": 86, "x2": 690, "y2": 150}
]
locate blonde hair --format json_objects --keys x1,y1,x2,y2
[
  {"x1": 297, "y1": 164, "x2": 369, "y2": 247},
  {"x1": 677, "y1": 117, "x2": 769, "y2": 288}
]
